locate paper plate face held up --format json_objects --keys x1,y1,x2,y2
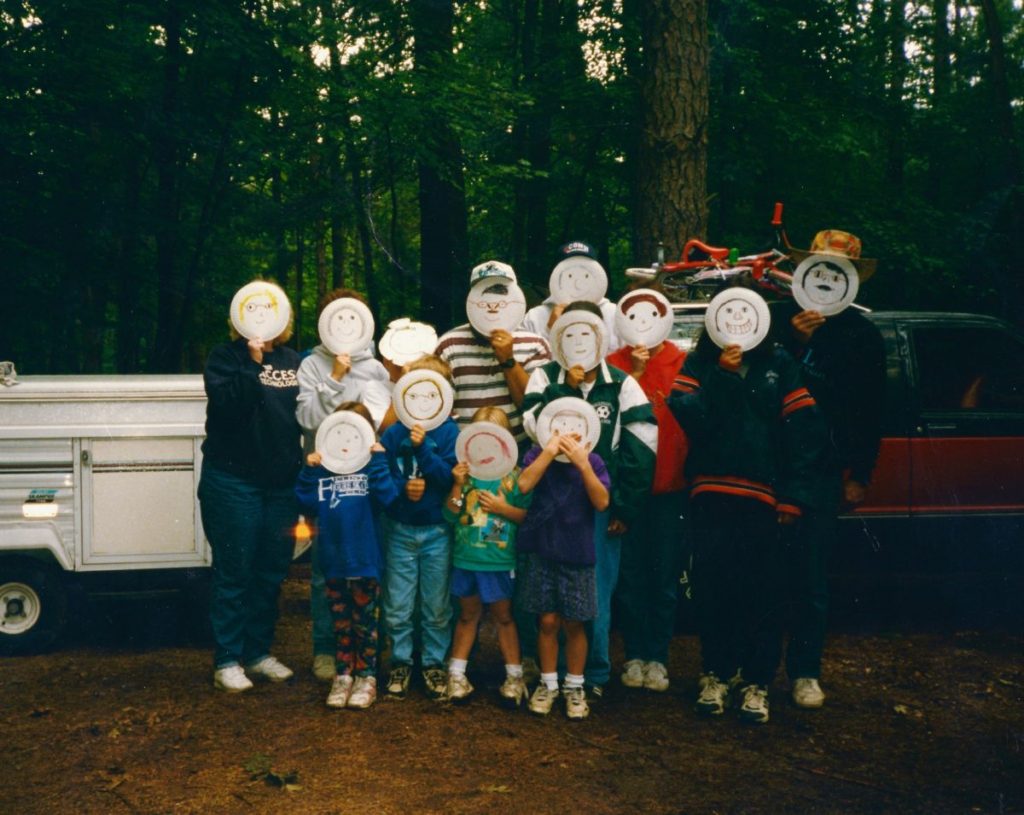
[
  {"x1": 535, "y1": 396, "x2": 601, "y2": 463},
  {"x1": 317, "y1": 298, "x2": 375, "y2": 355},
  {"x1": 379, "y1": 318, "x2": 438, "y2": 366},
  {"x1": 551, "y1": 310, "x2": 609, "y2": 372},
  {"x1": 704, "y1": 288, "x2": 772, "y2": 352},
  {"x1": 456, "y1": 421, "x2": 518, "y2": 481},
  {"x1": 791, "y1": 253, "x2": 860, "y2": 316},
  {"x1": 615, "y1": 289, "x2": 674, "y2": 348},
  {"x1": 230, "y1": 281, "x2": 292, "y2": 342},
  {"x1": 314, "y1": 410, "x2": 376, "y2": 475},
  {"x1": 548, "y1": 256, "x2": 608, "y2": 304},
  {"x1": 392, "y1": 369, "x2": 455, "y2": 432},
  {"x1": 466, "y1": 278, "x2": 527, "y2": 336}
]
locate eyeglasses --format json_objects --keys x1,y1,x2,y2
[{"x1": 469, "y1": 300, "x2": 511, "y2": 309}]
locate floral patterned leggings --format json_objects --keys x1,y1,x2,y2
[{"x1": 324, "y1": 577, "x2": 381, "y2": 677}]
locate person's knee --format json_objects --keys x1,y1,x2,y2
[{"x1": 538, "y1": 613, "x2": 560, "y2": 636}]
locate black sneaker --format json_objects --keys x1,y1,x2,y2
[
  {"x1": 422, "y1": 666, "x2": 448, "y2": 701},
  {"x1": 386, "y1": 664, "x2": 411, "y2": 698},
  {"x1": 586, "y1": 683, "x2": 605, "y2": 701}
]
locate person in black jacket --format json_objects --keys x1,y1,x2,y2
[
  {"x1": 198, "y1": 286, "x2": 303, "y2": 693},
  {"x1": 771, "y1": 276, "x2": 886, "y2": 710},
  {"x1": 669, "y1": 287, "x2": 828, "y2": 725}
]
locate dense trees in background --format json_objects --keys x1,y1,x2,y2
[{"x1": 0, "y1": 0, "x2": 1021, "y2": 373}]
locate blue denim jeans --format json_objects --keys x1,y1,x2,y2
[
  {"x1": 584, "y1": 509, "x2": 620, "y2": 686},
  {"x1": 382, "y1": 519, "x2": 452, "y2": 668},
  {"x1": 310, "y1": 536, "x2": 334, "y2": 656},
  {"x1": 197, "y1": 463, "x2": 298, "y2": 669}
]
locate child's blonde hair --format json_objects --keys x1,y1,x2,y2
[
  {"x1": 408, "y1": 354, "x2": 453, "y2": 384},
  {"x1": 471, "y1": 405, "x2": 510, "y2": 430}
]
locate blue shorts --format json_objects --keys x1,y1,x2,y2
[{"x1": 451, "y1": 567, "x2": 515, "y2": 604}]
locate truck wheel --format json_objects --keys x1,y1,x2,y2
[{"x1": 0, "y1": 560, "x2": 68, "y2": 655}]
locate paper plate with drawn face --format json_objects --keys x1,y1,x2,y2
[
  {"x1": 315, "y1": 410, "x2": 376, "y2": 475},
  {"x1": 615, "y1": 289, "x2": 673, "y2": 348},
  {"x1": 551, "y1": 310, "x2": 608, "y2": 372},
  {"x1": 466, "y1": 278, "x2": 527, "y2": 335},
  {"x1": 393, "y1": 369, "x2": 454, "y2": 431},
  {"x1": 535, "y1": 397, "x2": 601, "y2": 463},
  {"x1": 379, "y1": 318, "x2": 438, "y2": 366},
  {"x1": 318, "y1": 297, "x2": 375, "y2": 355},
  {"x1": 230, "y1": 281, "x2": 291, "y2": 342},
  {"x1": 549, "y1": 256, "x2": 608, "y2": 304},
  {"x1": 456, "y1": 421, "x2": 518, "y2": 481},
  {"x1": 791, "y1": 253, "x2": 860, "y2": 316},
  {"x1": 704, "y1": 288, "x2": 771, "y2": 351}
]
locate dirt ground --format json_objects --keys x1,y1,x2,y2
[{"x1": 5, "y1": 566, "x2": 1024, "y2": 815}]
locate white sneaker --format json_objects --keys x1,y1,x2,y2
[
  {"x1": 792, "y1": 677, "x2": 826, "y2": 709},
  {"x1": 528, "y1": 684, "x2": 559, "y2": 716},
  {"x1": 695, "y1": 673, "x2": 729, "y2": 716},
  {"x1": 347, "y1": 676, "x2": 377, "y2": 709},
  {"x1": 326, "y1": 674, "x2": 354, "y2": 708},
  {"x1": 313, "y1": 654, "x2": 337, "y2": 682},
  {"x1": 563, "y1": 686, "x2": 590, "y2": 720},
  {"x1": 499, "y1": 675, "x2": 527, "y2": 708},
  {"x1": 620, "y1": 659, "x2": 646, "y2": 689},
  {"x1": 738, "y1": 684, "x2": 770, "y2": 724},
  {"x1": 214, "y1": 665, "x2": 253, "y2": 693},
  {"x1": 644, "y1": 661, "x2": 670, "y2": 693},
  {"x1": 447, "y1": 671, "x2": 474, "y2": 703},
  {"x1": 245, "y1": 656, "x2": 294, "y2": 683}
]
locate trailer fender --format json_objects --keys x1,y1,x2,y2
[{"x1": 0, "y1": 523, "x2": 74, "y2": 571}]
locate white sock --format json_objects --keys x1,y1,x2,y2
[
  {"x1": 564, "y1": 673, "x2": 585, "y2": 690},
  {"x1": 449, "y1": 658, "x2": 468, "y2": 676},
  {"x1": 540, "y1": 671, "x2": 559, "y2": 691},
  {"x1": 505, "y1": 663, "x2": 523, "y2": 678}
]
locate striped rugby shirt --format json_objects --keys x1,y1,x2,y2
[{"x1": 434, "y1": 324, "x2": 552, "y2": 445}]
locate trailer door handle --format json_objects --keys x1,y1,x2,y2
[{"x1": 81, "y1": 450, "x2": 91, "y2": 465}]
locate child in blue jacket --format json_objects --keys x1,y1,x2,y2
[{"x1": 295, "y1": 403, "x2": 399, "y2": 710}]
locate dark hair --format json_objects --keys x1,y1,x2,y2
[
  {"x1": 620, "y1": 291, "x2": 668, "y2": 317},
  {"x1": 317, "y1": 288, "x2": 368, "y2": 319},
  {"x1": 564, "y1": 300, "x2": 603, "y2": 319},
  {"x1": 335, "y1": 401, "x2": 374, "y2": 425}
]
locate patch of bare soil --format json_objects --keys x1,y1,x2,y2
[{"x1": 5, "y1": 567, "x2": 1024, "y2": 815}]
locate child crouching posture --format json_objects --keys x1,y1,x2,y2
[
  {"x1": 443, "y1": 407, "x2": 533, "y2": 706},
  {"x1": 294, "y1": 403, "x2": 399, "y2": 710},
  {"x1": 516, "y1": 424, "x2": 611, "y2": 720}
]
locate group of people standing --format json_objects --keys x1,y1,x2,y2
[{"x1": 196, "y1": 234, "x2": 885, "y2": 724}]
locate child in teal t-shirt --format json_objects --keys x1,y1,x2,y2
[{"x1": 442, "y1": 407, "x2": 532, "y2": 707}]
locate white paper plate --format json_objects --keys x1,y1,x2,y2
[
  {"x1": 615, "y1": 288, "x2": 673, "y2": 348},
  {"x1": 314, "y1": 410, "x2": 376, "y2": 475},
  {"x1": 379, "y1": 318, "x2": 438, "y2": 366},
  {"x1": 466, "y1": 278, "x2": 527, "y2": 335},
  {"x1": 551, "y1": 310, "x2": 609, "y2": 372},
  {"x1": 318, "y1": 298, "x2": 375, "y2": 355},
  {"x1": 704, "y1": 287, "x2": 771, "y2": 351},
  {"x1": 791, "y1": 253, "x2": 860, "y2": 316},
  {"x1": 230, "y1": 281, "x2": 291, "y2": 342},
  {"x1": 549, "y1": 256, "x2": 608, "y2": 304},
  {"x1": 393, "y1": 369, "x2": 455, "y2": 431},
  {"x1": 456, "y1": 421, "x2": 518, "y2": 481},
  {"x1": 535, "y1": 397, "x2": 601, "y2": 463}
]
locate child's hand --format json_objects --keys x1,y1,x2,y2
[
  {"x1": 630, "y1": 344, "x2": 650, "y2": 378},
  {"x1": 331, "y1": 353, "x2": 352, "y2": 381},
  {"x1": 566, "y1": 365, "x2": 586, "y2": 389},
  {"x1": 477, "y1": 491, "x2": 508, "y2": 515},
  {"x1": 306, "y1": 451, "x2": 322, "y2": 467},
  {"x1": 409, "y1": 423, "x2": 426, "y2": 447},
  {"x1": 559, "y1": 434, "x2": 590, "y2": 469},
  {"x1": 452, "y1": 461, "x2": 470, "y2": 486},
  {"x1": 791, "y1": 310, "x2": 825, "y2": 344},
  {"x1": 608, "y1": 518, "x2": 628, "y2": 536},
  {"x1": 543, "y1": 430, "x2": 563, "y2": 456},
  {"x1": 405, "y1": 477, "x2": 426, "y2": 502},
  {"x1": 247, "y1": 338, "x2": 265, "y2": 364},
  {"x1": 718, "y1": 344, "x2": 742, "y2": 372},
  {"x1": 370, "y1": 442, "x2": 385, "y2": 453}
]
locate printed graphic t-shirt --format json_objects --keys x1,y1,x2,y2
[{"x1": 445, "y1": 469, "x2": 532, "y2": 571}]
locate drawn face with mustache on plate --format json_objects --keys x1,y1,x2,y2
[{"x1": 803, "y1": 260, "x2": 851, "y2": 307}]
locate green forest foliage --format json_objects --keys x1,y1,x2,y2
[{"x1": 1, "y1": 0, "x2": 1021, "y2": 373}]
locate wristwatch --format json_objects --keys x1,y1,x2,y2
[
  {"x1": 499, "y1": 357, "x2": 517, "y2": 370},
  {"x1": 450, "y1": 495, "x2": 464, "y2": 508}
]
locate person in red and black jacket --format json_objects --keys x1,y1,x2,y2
[{"x1": 668, "y1": 318, "x2": 828, "y2": 725}]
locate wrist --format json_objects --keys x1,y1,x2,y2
[{"x1": 499, "y1": 357, "x2": 517, "y2": 370}]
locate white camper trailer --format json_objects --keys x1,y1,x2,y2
[{"x1": 1, "y1": 373, "x2": 214, "y2": 653}]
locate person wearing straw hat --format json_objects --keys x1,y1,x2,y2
[{"x1": 771, "y1": 229, "x2": 887, "y2": 710}]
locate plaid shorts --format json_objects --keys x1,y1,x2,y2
[{"x1": 516, "y1": 553, "x2": 596, "y2": 621}]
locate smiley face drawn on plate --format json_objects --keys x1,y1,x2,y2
[
  {"x1": 704, "y1": 287, "x2": 771, "y2": 352},
  {"x1": 466, "y1": 279, "x2": 528, "y2": 335},
  {"x1": 392, "y1": 369, "x2": 455, "y2": 432},
  {"x1": 230, "y1": 281, "x2": 292, "y2": 341},
  {"x1": 615, "y1": 289, "x2": 673, "y2": 348},
  {"x1": 535, "y1": 396, "x2": 601, "y2": 463},
  {"x1": 551, "y1": 310, "x2": 608, "y2": 372},
  {"x1": 456, "y1": 421, "x2": 518, "y2": 481},
  {"x1": 318, "y1": 298, "x2": 375, "y2": 355},
  {"x1": 549, "y1": 257, "x2": 608, "y2": 304},
  {"x1": 791, "y1": 253, "x2": 860, "y2": 316},
  {"x1": 314, "y1": 410, "x2": 376, "y2": 475}
]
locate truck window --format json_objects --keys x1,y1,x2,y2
[{"x1": 912, "y1": 325, "x2": 1024, "y2": 412}]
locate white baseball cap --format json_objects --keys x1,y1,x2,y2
[{"x1": 469, "y1": 259, "x2": 517, "y2": 285}]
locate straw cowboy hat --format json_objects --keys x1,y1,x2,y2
[{"x1": 789, "y1": 229, "x2": 877, "y2": 282}]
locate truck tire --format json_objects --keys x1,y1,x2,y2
[{"x1": 0, "y1": 559, "x2": 68, "y2": 655}]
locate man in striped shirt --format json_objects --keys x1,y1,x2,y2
[{"x1": 434, "y1": 260, "x2": 552, "y2": 449}]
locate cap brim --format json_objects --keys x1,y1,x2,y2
[{"x1": 788, "y1": 249, "x2": 876, "y2": 282}]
